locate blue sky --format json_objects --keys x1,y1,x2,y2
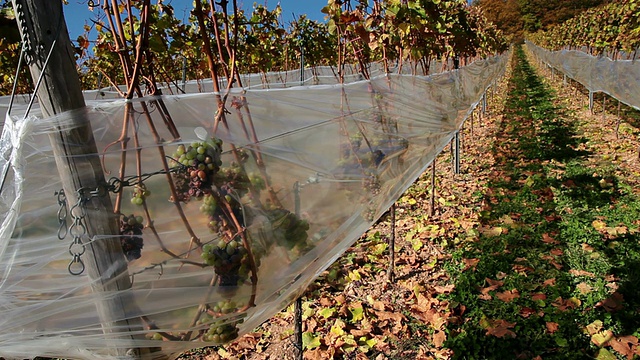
[{"x1": 63, "y1": 0, "x2": 327, "y2": 40}]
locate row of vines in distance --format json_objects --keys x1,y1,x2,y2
[
  {"x1": 76, "y1": 0, "x2": 508, "y2": 91},
  {"x1": 527, "y1": 0, "x2": 639, "y2": 56}
]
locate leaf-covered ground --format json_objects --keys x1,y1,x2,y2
[{"x1": 179, "y1": 45, "x2": 640, "y2": 360}]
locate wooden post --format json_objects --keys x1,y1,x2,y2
[{"x1": 11, "y1": 0, "x2": 149, "y2": 357}]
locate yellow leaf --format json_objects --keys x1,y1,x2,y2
[
  {"x1": 499, "y1": 215, "x2": 514, "y2": 225},
  {"x1": 595, "y1": 348, "x2": 617, "y2": 360},
  {"x1": 481, "y1": 226, "x2": 503, "y2": 237},
  {"x1": 592, "y1": 220, "x2": 607, "y2": 231},
  {"x1": 591, "y1": 330, "x2": 614, "y2": 347},
  {"x1": 586, "y1": 320, "x2": 604, "y2": 335}
]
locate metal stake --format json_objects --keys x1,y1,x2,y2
[
  {"x1": 293, "y1": 181, "x2": 303, "y2": 360},
  {"x1": 430, "y1": 160, "x2": 436, "y2": 217},
  {"x1": 388, "y1": 204, "x2": 395, "y2": 282},
  {"x1": 454, "y1": 131, "x2": 461, "y2": 174}
]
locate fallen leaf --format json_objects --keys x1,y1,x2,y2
[
  {"x1": 550, "y1": 248, "x2": 563, "y2": 256},
  {"x1": 593, "y1": 220, "x2": 607, "y2": 231},
  {"x1": 543, "y1": 278, "x2": 556, "y2": 287},
  {"x1": 595, "y1": 348, "x2": 617, "y2": 360},
  {"x1": 577, "y1": 282, "x2": 593, "y2": 294},
  {"x1": 546, "y1": 322, "x2": 559, "y2": 334},
  {"x1": 596, "y1": 292, "x2": 625, "y2": 312},
  {"x1": 512, "y1": 264, "x2": 534, "y2": 275},
  {"x1": 531, "y1": 293, "x2": 547, "y2": 301},
  {"x1": 586, "y1": 320, "x2": 604, "y2": 335},
  {"x1": 432, "y1": 329, "x2": 447, "y2": 347},
  {"x1": 609, "y1": 335, "x2": 638, "y2": 359},
  {"x1": 462, "y1": 258, "x2": 480, "y2": 271},
  {"x1": 486, "y1": 319, "x2": 516, "y2": 338},
  {"x1": 542, "y1": 233, "x2": 559, "y2": 244},
  {"x1": 496, "y1": 289, "x2": 520, "y2": 303},
  {"x1": 569, "y1": 269, "x2": 596, "y2": 278},
  {"x1": 592, "y1": 330, "x2": 614, "y2": 347},
  {"x1": 519, "y1": 307, "x2": 536, "y2": 318},
  {"x1": 499, "y1": 214, "x2": 515, "y2": 225},
  {"x1": 552, "y1": 296, "x2": 581, "y2": 311},
  {"x1": 434, "y1": 284, "x2": 455, "y2": 294},
  {"x1": 482, "y1": 226, "x2": 504, "y2": 237},
  {"x1": 582, "y1": 243, "x2": 595, "y2": 252}
]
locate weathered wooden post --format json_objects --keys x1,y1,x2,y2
[{"x1": 11, "y1": 0, "x2": 150, "y2": 357}]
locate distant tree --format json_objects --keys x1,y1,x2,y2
[
  {"x1": 0, "y1": 2, "x2": 32, "y2": 95},
  {"x1": 473, "y1": 0, "x2": 606, "y2": 40}
]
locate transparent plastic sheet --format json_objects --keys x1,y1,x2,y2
[
  {"x1": 0, "y1": 53, "x2": 507, "y2": 359},
  {"x1": 0, "y1": 61, "x2": 451, "y2": 123},
  {"x1": 526, "y1": 41, "x2": 640, "y2": 111}
]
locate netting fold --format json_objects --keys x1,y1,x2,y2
[
  {"x1": 0, "y1": 53, "x2": 506, "y2": 360},
  {"x1": 526, "y1": 41, "x2": 640, "y2": 111}
]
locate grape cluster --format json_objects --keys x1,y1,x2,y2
[
  {"x1": 130, "y1": 184, "x2": 150, "y2": 206},
  {"x1": 120, "y1": 214, "x2": 144, "y2": 261},
  {"x1": 201, "y1": 239, "x2": 250, "y2": 288},
  {"x1": 266, "y1": 208, "x2": 310, "y2": 251},
  {"x1": 197, "y1": 303, "x2": 244, "y2": 343},
  {"x1": 170, "y1": 139, "x2": 223, "y2": 201},
  {"x1": 214, "y1": 165, "x2": 251, "y2": 199}
]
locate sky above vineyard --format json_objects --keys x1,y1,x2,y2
[{"x1": 64, "y1": 0, "x2": 327, "y2": 40}]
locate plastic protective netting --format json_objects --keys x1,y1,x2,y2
[
  {"x1": 0, "y1": 60, "x2": 453, "y2": 122},
  {"x1": 526, "y1": 41, "x2": 640, "y2": 111},
  {"x1": 0, "y1": 54, "x2": 506, "y2": 360}
]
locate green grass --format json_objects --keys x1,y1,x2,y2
[{"x1": 441, "y1": 45, "x2": 640, "y2": 360}]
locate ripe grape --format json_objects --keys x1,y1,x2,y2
[{"x1": 120, "y1": 214, "x2": 144, "y2": 261}]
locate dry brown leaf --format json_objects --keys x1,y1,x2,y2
[
  {"x1": 496, "y1": 289, "x2": 520, "y2": 303},
  {"x1": 512, "y1": 264, "x2": 534, "y2": 275},
  {"x1": 463, "y1": 258, "x2": 480, "y2": 271},
  {"x1": 577, "y1": 282, "x2": 593, "y2": 294},
  {"x1": 546, "y1": 322, "x2": 559, "y2": 334},
  {"x1": 569, "y1": 269, "x2": 596, "y2": 278},
  {"x1": 434, "y1": 284, "x2": 455, "y2": 294},
  {"x1": 543, "y1": 278, "x2": 556, "y2": 287},
  {"x1": 550, "y1": 248, "x2": 563, "y2": 256},
  {"x1": 552, "y1": 296, "x2": 581, "y2": 311},
  {"x1": 486, "y1": 319, "x2": 516, "y2": 338},
  {"x1": 542, "y1": 233, "x2": 559, "y2": 244},
  {"x1": 610, "y1": 335, "x2": 639, "y2": 360},
  {"x1": 519, "y1": 307, "x2": 536, "y2": 318},
  {"x1": 596, "y1": 292, "x2": 625, "y2": 312},
  {"x1": 531, "y1": 293, "x2": 547, "y2": 301},
  {"x1": 582, "y1": 243, "x2": 595, "y2": 252},
  {"x1": 432, "y1": 329, "x2": 447, "y2": 347}
]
